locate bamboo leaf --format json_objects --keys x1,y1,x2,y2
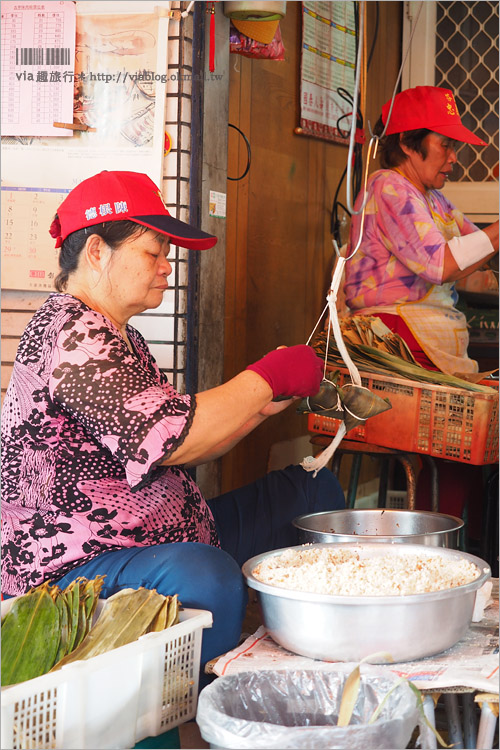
[
  {"x1": 64, "y1": 582, "x2": 80, "y2": 654},
  {"x1": 83, "y1": 581, "x2": 95, "y2": 624},
  {"x1": 337, "y1": 653, "x2": 393, "y2": 728},
  {"x1": 360, "y1": 651, "x2": 393, "y2": 664},
  {"x1": 368, "y1": 676, "x2": 408, "y2": 724},
  {"x1": 51, "y1": 587, "x2": 166, "y2": 670},
  {"x1": 81, "y1": 575, "x2": 105, "y2": 638},
  {"x1": 406, "y1": 681, "x2": 451, "y2": 748},
  {"x1": 73, "y1": 595, "x2": 87, "y2": 650},
  {"x1": 313, "y1": 329, "x2": 496, "y2": 393},
  {"x1": 337, "y1": 664, "x2": 360, "y2": 726},
  {"x1": 53, "y1": 593, "x2": 70, "y2": 663},
  {"x1": 148, "y1": 597, "x2": 169, "y2": 632},
  {"x1": 165, "y1": 594, "x2": 180, "y2": 628},
  {"x1": 368, "y1": 676, "x2": 450, "y2": 747},
  {"x1": 1, "y1": 583, "x2": 60, "y2": 686}
]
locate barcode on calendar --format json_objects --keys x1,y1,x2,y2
[{"x1": 16, "y1": 48, "x2": 71, "y2": 66}]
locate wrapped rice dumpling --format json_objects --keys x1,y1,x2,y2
[{"x1": 297, "y1": 373, "x2": 392, "y2": 433}]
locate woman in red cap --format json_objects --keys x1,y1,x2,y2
[
  {"x1": 1, "y1": 170, "x2": 345, "y2": 684},
  {"x1": 344, "y1": 85, "x2": 498, "y2": 375},
  {"x1": 343, "y1": 85, "x2": 498, "y2": 529}
]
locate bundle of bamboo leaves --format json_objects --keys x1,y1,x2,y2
[
  {"x1": 1, "y1": 577, "x2": 180, "y2": 686},
  {"x1": 314, "y1": 316, "x2": 497, "y2": 394}
]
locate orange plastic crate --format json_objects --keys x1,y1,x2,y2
[{"x1": 307, "y1": 369, "x2": 499, "y2": 465}]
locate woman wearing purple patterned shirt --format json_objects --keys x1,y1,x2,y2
[
  {"x1": 343, "y1": 87, "x2": 498, "y2": 539},
  {"x1": 1, "y1": 170, "x2": 345, "y2": 676},
  {"x1": 344, "y1": 86, "x2": 498, "y2": 376}
]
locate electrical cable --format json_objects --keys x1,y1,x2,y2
[
  {"x1": 181, "y1": 1, "x2": 195, "y2": 18},
  {"x1": 366, "y1": 1, "x2": 379, "y2": 71},
  {"x1": 227, "y1": 124, "x2": 251, "y2": 181},
  {"x1": 330, "y1": 2, "x2": 377, "y2": 247},
  {"x1": 346, "y1": 3, "x2": 366, "y2": 215},
  {"x1": 330, "y1": 89, "x2": 364, "y2": 245}
]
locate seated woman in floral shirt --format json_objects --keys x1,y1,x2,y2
[
  {"x1": 343, "y1": 86, "x2": 498, "y2": 538},
  {"x1": 344, "y1": 85, "x2": 498, "y2": 376},
  {"x1": 1, "y1": 170, "x2": 345, "y2": 680}
]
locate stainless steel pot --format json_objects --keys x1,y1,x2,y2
[
  {"x1": 242, "y1": 543, "x2": 490, "y2": 663},
  {"x1": 293, "y1": 509, "x2": 463, "y2": 548}
]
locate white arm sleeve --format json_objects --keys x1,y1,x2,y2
[{"x1": 448, "y1": 230, "x2": 495, "y2": 271}]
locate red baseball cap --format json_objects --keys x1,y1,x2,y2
[
  {"x1": 382, "y1": 86, "x2": 487, "y2": 146},
  {"x1": 49, "y1": 170, "x2": 218, "y2": 250}
]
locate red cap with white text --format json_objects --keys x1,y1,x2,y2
[
  {"x1": 49, "y1": 171, "x2": 217, "y2": 250},
  {"x1": 382, "y1": 86, "x2": 487, "y2": 146}
]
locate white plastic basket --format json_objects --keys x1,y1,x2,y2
[
  {"x1": 386, "y1": 490, "x2": 408, "y2": 510},
  {"x1": 355, "y1": 490, "x2": 408, "y2": 510},
  {"x1": 1, "y1": 598, "x2": 212, "y2": 750}
]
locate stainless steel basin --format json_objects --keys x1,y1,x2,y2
[
  {"x1": 293, "y1": 509, "x2": 463, "y2": 547},
  {"x1": 242, "y1": 543, "x2": 490, "y2": 663}
]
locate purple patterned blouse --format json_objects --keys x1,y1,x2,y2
[
  {"x1": 344, "y1": 169, "x2": 477, "y2": 310},
  {"x1": 1, "y1": 294, "x2": 219, "y2": 595}
]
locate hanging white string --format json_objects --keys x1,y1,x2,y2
[
  {"x1": 301, "y1": 136, "x2": 386, "y2": 475},
  {"x1": 301, "y1": 1, "x2": 425, "y2": 476},
  {"x1": 306, "y1": 302, "x2": 330, "y2": 349},
  {"x1": 345, "y1": 134, "x2": 378, "y2": 262},
  {"x1": 302, "y1": 420, "x2": 348, "y2": 475},
  {"x1": 181, "y1": 1, "x2": 195, "y2": 18},
  {"x1": 345, "y1": 1, "x2": 367, "y2": 216},
  {"x1": 300, "y1": 257, "x2": 358, "y2": 475}
]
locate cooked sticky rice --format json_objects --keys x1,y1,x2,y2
[{"x1": 252, "y1": 547, "x2": 480, "y2": 596}]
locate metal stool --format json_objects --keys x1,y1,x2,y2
[{"x1": 310, "y1": 436, "x2": 439, "y2": 512}]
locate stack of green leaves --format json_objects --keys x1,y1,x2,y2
[
  {"x1": 1, "y1": 578, "x2": 180, "y2": 686},
  {"x1": 50, "y1": 589, "x2": 180, "y2": 671},
  {"x1": 1, "y1": 576, "x2": 104, "y2": 686},
  {"x1": 315, "y1": 318, "x2": 497, "y2": 394}
]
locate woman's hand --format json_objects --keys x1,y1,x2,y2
[
  {"x1": 255, "y1": 345, "x2": 301, "y2": 415},
  {"x1": 245, "y1": 344, "x2": 323, "y2": 399}
]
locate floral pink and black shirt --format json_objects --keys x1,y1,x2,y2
[{"x1": 1, "y1": 294, "x2": 218, "y2": 595}]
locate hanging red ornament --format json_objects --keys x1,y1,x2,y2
[{"x1": 208, "y1": 2, "x2": 215, "y2": 72}]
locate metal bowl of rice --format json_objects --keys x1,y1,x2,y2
[
  {"x1": 242, "y1": 543, "x2": 490, "y2": 663},
  {"x1": 292, "y1": 509, "x2": 463, "y2": 548}
]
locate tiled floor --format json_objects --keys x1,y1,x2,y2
[{"x1": 178, "y1": 722, "x2": 209, "y2": 749}]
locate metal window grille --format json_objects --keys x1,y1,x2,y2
[
  {"x1": 133, "y1": 5, "x2": 194, "y2": 394},
  {"x1": 434, "y1": 1, "x2": 499, "y2": 182}
]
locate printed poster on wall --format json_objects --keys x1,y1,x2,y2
[
  {"x1": 299, "y1": 1, "x2": 357, "y2": 143},
  {"x1": 1, "y1": 1, "x2": 170, "y2": 291},
  {"x1": 1, "y1": 0, "x2": 76, "y2": 137}
]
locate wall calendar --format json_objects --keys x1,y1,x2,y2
[{"x1": 1, "y1": 186, "x2": 69, "y2": 291}]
